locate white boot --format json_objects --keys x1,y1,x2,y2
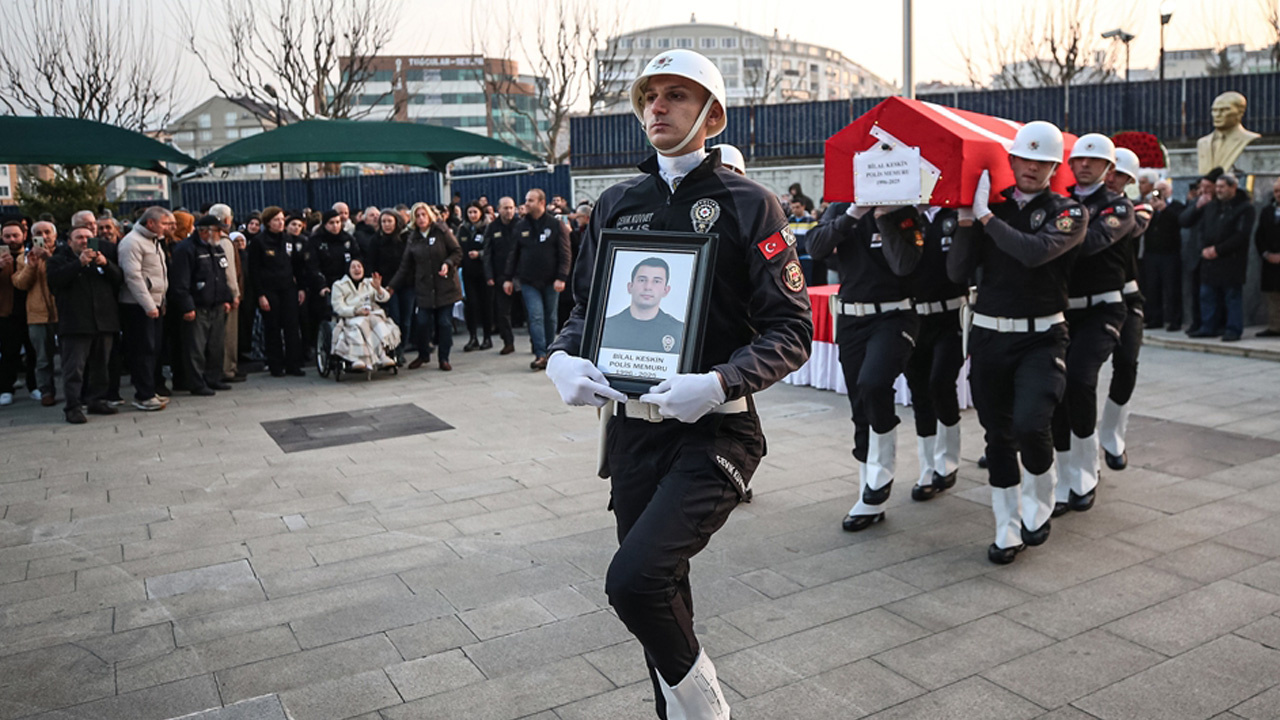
[
  {"x1": 934, "y1": 420, "x2": 960, "y2": 483},
  {"x1": 1019, "y1": 466, "x2": 1055, "y2": 541},
  {"x1": 991, "y1": 485, "x2": 1023, "y2": 550},
  {"x1": 1054, "y1": 450, "x2": 1073, "y2": 505},
  {"x1": 1098, "y1": 398, "x2": 1128, "y2": 457},
  {"x1": 658, "y1": 649, "x2": 730, "y2": 720},
  {"x1": 1071, "y1": 432, "x2": 1100, "y2": 496},
  {"x1": 847, "y1": 428, "x2": 896, "y2": 516},
  {"x1": 915, "y1": 435, "x2": 936, "y2": 488}
]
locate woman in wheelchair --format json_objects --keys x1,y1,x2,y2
[{"x1": 330, "y1": 259, "x2": 401, "y2": 371}]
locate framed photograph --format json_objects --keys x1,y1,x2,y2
[{"x1": 580, "y1": 229, "x2": 718, "y2": 396}]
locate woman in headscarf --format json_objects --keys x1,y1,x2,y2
[
  {"x1": 368, "y1": 207, "x2": 412, "y2": 364},
  {"x1": 389, "y1": 202, "x2": 462, "y2": 371},
  {"x1": 330, "y1": 259, "x2": 400, "y2": 370}
]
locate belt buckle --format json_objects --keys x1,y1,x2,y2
[
  {"x1": 997, "y1": 317, "x2": 1015, "y2": 332},
  {"x1": 625, "y1": 399, "x2": 664, "y2": 423}
]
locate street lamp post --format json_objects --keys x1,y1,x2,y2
[
  {"x1": 1101, "y1": 29, "x2": 1136, "y2": 130},
  {"x1": 264, "y1": 83, "x2": 286, "y2": 207},
  {"x1": 1160, "y1": 4, "x2": 1174, "y2": 137}
]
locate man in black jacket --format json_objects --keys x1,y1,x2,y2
[
  {"x1": 483, "y1": 197, "x2": 520, "y2": 354},
  {"x1": 1182, "y1": 173, "x2": 1256, "y2": 342},
  {"x1": 46, "y1": 226, "x2": 123, "y2": 423},
  {"x1": 1256, "y1": 178, "x2": 1280, "y2": 337},
  {"x1": 1142, "y1": 180, "x2": 1186, "y2": 330},
  {"x1": 170, "y1": 215, "x2": 234, "y2": 395},
  {"x1": 503, "y1": 189, "x2": 571, "y2": 369}
]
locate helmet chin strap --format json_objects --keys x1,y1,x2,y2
[{"x1": 650, "y1": 96, "x2": 715, "y2": 156}]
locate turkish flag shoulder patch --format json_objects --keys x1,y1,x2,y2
[{"x1": 757, "y1": 232, "x2": 787, "y2": 260}]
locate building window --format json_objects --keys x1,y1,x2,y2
[
  {"x1": 371, "y1": 70, "x2": 394, "y2": 82},
  {"x1": 638, "y1": 37, "x2": 651, "y2": 49},
  {"x1": 745, "y1": 38, "x2": 757, "y2": 49},
  {"x1": 174, "y1": 131, "x2": 194, "y2": 143},
  {"x1": 619, "y1": 38, "x2": 632, "y2": 49},
  {"x1": 199, "y1": 130, "x2": 213, "y2": 142},
  {"x1": 224, "y1": 111, "x2": 238, "y2": 126},
  {"x1": 700, "y1": 37, "x2": 715, "y2": 49},
  {"x1": 677, "y1": 37, "x2": 693, "y2": 49},
  {"x1": 241, "y1": 127, "x2": 262, "y2": 138},
  {"x1": 226, "y1": 128, "x2": 240, "y2": 140},
  {"x1": 721, "y1": 37, "x2": 737, "y2": 49},
  {"x1": 197, "y1": 114, "x2": 211, "y2": 128},
  {"x1": 810, "y1": 63, "x2": 819, "y2": 73},
  {"x1": 657, "y1": 37, "x2": 671, "y2": 49}
]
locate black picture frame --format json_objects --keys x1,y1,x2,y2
[{"x1": 579, "y1": 229, "x2": 718, "y2": 396}]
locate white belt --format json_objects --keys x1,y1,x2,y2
[
  {"x1": 972, "y1": 312, "x2": 1066, "y2": 333},
  {"x1": 832, "y1": 298, "x2": 913, "y2": 317},
  {"x1": 914, "y1": 296, "x2": 968, "y2": 315},
  {"x1": 1122, "y1": 279, "x2": 1140, "y2": 296},
  {"x1": 1067, "y1": 290, "x2": 1124, "y2": 309},
  {"x1": 615, "y1": 396, "x2": 750, "y2": 422}
]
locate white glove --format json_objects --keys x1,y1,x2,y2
[
  {"x1": 972, "y1": 170, "x2": 992, "y2": 219},
  {"x1": 957, "y1": 207, "x2": 975, "y2": 222},
  {"x1": 546, "y1": 351, "x2": 626, "y2": 407},
  {"x1": 639, "y1": 372, "x2": 727, "y2": 423},
  {"x1": 845, "y1": 204, "x2": 870, "y2": 220}
]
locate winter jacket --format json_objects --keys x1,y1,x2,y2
[
  {"x1": 368, "y1": 229, "x2": 408, "y2": 282},
  {"x1": 45, "y1": 243, "x2": 122, "y2": 334},
  {"x1": 248, "y1": 230, "x2": 306, "y2": 299},
  {"x1": 306, "y1": 230, "x2": 362, "y2": 294},
  {"x1": 389, "y1": 222, "x2": 462, "y2": 309},
  {"x1": 1181, "y1": 189, "x2": 1256, "y2": 287},
  {"x1": 117, "y1": 225, "x2": 169, "y2": 313},
  {"x1": 504, "y1": 212, "x2": 571, "y2": 289},
  {"x1": 330, "y1": 275, "x2": 391, "y2": 318},
  {"x1": 169, "y1": 234, "x2": 234, "y2": 314},
  {"x1": 1256, "y1": 200, "x2": 1280, "y2": 293},
  {"x1": 456, "y1": 220, "x2": 488, "y2": 282},
  {"x1": 11, "y1": 250, "x2": 57, "y2": 324},
  {"x1": 482, "y1": 217, "x2": 518, "y2": 283}
]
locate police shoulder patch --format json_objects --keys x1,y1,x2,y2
[
  {"x1": 1104, "y1": 215, "x2": 1122, "y2": 228},
  {"x1": 1029, "y1": 209, "x2": 1047, "y2": 230},
  {"x1": 1113, "y1": 203, "x2": 1129, "y2": 216},
  {"x1": 1056, "y1": 216, "x2": 1076, "y2": 232},
  {"x1": 782, "y1": 260, "x2": 805, "y2": 292}
]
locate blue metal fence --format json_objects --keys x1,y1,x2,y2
[
  {"x1": 571, "y1": 71, "x2": 1280, "y2": 169},
  {"x1": 174, "y1": 165, "x2": 572, "y2": 218}
]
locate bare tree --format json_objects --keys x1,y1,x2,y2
[
  {"x1": 1267, "y1": 0, "x2": 1280, "y2": 69},
  {"x1": 0, "y1": 0, "x2": 181, "y2": 131},
  {"x1": 958, "y1": 0, "x2": 1121, "y2": 89},
  {"x1": 741, "y1": 35, "x2": 788, "y2": 106},
  {"x1": 179, "y1": 0, "x2": 400, "y2": 121}
]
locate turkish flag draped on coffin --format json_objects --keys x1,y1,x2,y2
[{"x1": 824, "y1": 96, "x2": 1078, "y2": 207}]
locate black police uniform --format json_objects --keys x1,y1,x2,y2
[
  {"x1": 482, "y1": 217, "x2": 520, "y2": 349},
  {"x1": 248, "y1": 229, "x2": 307, "y2": 375},
  {"x1": 306, "y1": 229, "x2": 362, "y2": 328},
  {"x1": 549, "y1": 149, "x2": 812, "y2": 716},
  {"x1": 949, "y1": 186, "x2": 1086, "y2": 562},
  {"x1": 1100, "y1": 203, "x2": 1152, "y2": 470},
  {"x1": 903, "y1": 208, "x2": 968, "y2": 498},
  {"x1": 808, "y1": 203, "x2": 921, "y2": 530},
  {"x1": 599, "y1": 309, "x2": 684, "y2": 353},
  {"x1": 1050, "y1": 185, "x2": 1135, "y2": 515},
  {"x1": 457, "y1": 220, "x2": 493, "y2": 348}
]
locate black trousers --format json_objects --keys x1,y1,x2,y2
[
  {"x1": 604, "y1": 409, "x2": 760, "y2": 713},
  {"x1": 1143, "y1": 253, "x2": 1181, "y2": 327},
  {"x1": 0, "y1": 314, "x2": 30, "y2": 393},
  {"x1": 462, "y1": 271, "x2": 494, "y2": 340},
  {"x1": 493, "y1": 288, "x2": 516, "y2": 346},
  {"x1": 1052, "y1": 303, "x2": 1127, "y2": 449},
  {"x1": 261, "y1": 291, "x2": 303, "y2": 373},
  {"x1": 238, "y1": 300, "x2": 256, "y2": 362},
  {"x1": 182, "y1": 307, "x2": 226, "y2": 391},
  {"x1": 904, "y1": 310, "x2": 964, "y2": 436},
  {"x1": 836, "y1": 311, "x2": 918, "y2": 462},
  {"x1": 969, "y1": 324, "x2": 1068, "y2": 487},
  {"x1": 61, "y1": 332, "x2": 113, "y2": 411},
  {"x1": 121, "y1": 304, "x2": 163, "y2": 401},
  {"x1": 1108, "y1": 296, "x2": 1143, "y2": 406}
]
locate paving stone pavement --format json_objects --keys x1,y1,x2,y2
[{"x1": 2, "y1": 341, "x2": 1280, "y2": 719}]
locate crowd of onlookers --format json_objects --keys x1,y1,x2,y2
[{"x1": 0, "y1": 190, "x2": 593, "y2": 424}]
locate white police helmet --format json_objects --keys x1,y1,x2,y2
[
  {"x1": 630, "y1": 50, "x2": 728, "y2": 152},
  {"x1": 712, "y1": 144, "x2": 746, "y2": 175},
  {"x1": 1008, "y1": 121, "x2": 1065, "y2": 163},
  {"x1": 1069, "y1": 133, "x2": 1117, "y2": 165},
  {"x1": 1113, "y1": 147, "x2": 1141, "y2": 180}
]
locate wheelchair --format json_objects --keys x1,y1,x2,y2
[{"x1": 315, "y1": 303, "x2": 399, "y2": 382}]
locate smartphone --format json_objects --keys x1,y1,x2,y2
[{"x1": 0, "y1": 245, "x2": 10, "y2": 260}]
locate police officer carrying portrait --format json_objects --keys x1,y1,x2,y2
[
  {"x1": 808, "y1": 202, "x2": 921, "y2": 532},
  {"x1": 1051, "y1": 134, "x2": 1135, "y2": 518},
  {"x1": 1098, "y1": 148, "x2": 1153, "y2": 472},
  {"x1": 544, "y1": 49, "x2": 812, "y2": 720},
  {"x1": 598, "y1": 257, "x2": 685, "y2": 354},
  {"x1": 948, "y1": 121, "x2": 1086, "y2": 564}
]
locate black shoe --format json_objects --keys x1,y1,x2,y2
[
  {"x1": 1222, "y1": 333, "x2": 1241, "y2": 342},
  {"x1": 1052, "y1": 501, "x2": 1071, "y2": 518},
  {"x1": 87, "y1": 402, "x2": 118, "y2": 415},
  {"x1": 65, "y1": 407, "x2": 87, "y2": 424},
  {"x1": 862, "y1": 480, "x2": 893, "y2": 505},
  {"x1": 1184, "y1": 325, "x2": 1200, "y2": 335},
  {"x1": 1068, "y1": 488, "x2": 1095, "y2": 512},
  {"x1": 1166, "y1": 323, "x2": 1181, "y2": 332},
  {"x1": 842, "y1": 512, "x2": 885, "y2": 532},
  {"x1": 977, "y1": 454, "x2": 989, "y2": 469},
  {"x1": 1104, "y1": 450, "x2": 1127, "y2": 471},
  {"x1": 463, "y1": 338, "x2": 480, "y2": 352},
  {"x1": 190, "y1": 386, "x2": 216, "y2": 396},
  {"x1": 911, "y1": 484, "x2": 939, "y2": 501},
  {"x1": 225, "y1": 373, "x2": 248, "y2": 383},
  {"x1": 932, "y1": 470, "x2": 957, "y2": 490},
  {"x1": 479, "y1": 338, "x2": 493, "y2": 350},
  {"x1": 500, "y1": 344, "x2": 515, "y2": 355},
  {"x1": 1021, "y1": 520, "x2": 1051, "y2": 547},
  {"x1": 1257, "y1": 329, "x2": 1280, "y2": 338},
  {"x1": 285, "y1": 368, "x2": 306, "y2": 377},
  {"x1": 988, "y1": 543, "x2": 1025, "y2": 564},
  {"x1": 208, "y1": 381, "x2": 232, "y2": 391},
  {"x1": 1186, "y1": 328, "x2": 1219, "y2": 338},
  {"x1": 270, "y1": 369, "x2": 286, "y2": 378}
]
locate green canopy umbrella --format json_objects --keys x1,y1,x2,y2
[
  {"x1": 199, "y1": 119, "x2": 541, "y2": 170},
  {"x1": 0, "y1": 116, "x2": 198, "y2": 174}
]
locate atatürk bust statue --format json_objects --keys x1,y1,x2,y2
[{"x1": 1197, "y1": 91, "x2": 1261, "y2": 174}]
